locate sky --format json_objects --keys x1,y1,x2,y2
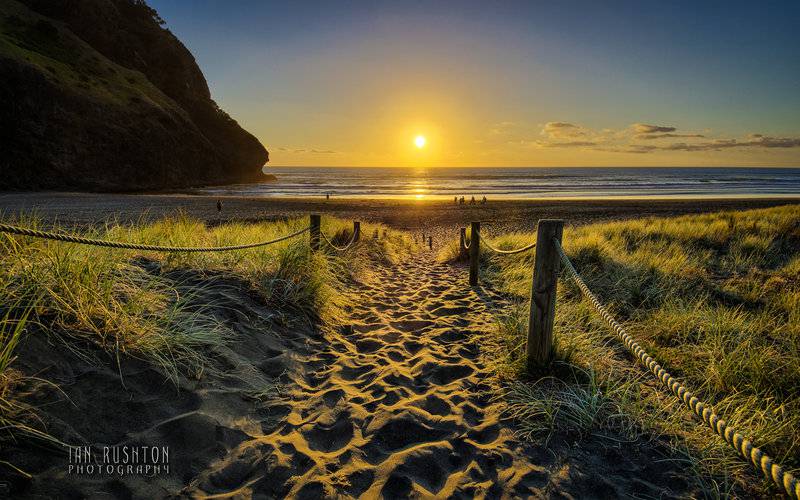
[{"x1": 148, "y1": 0, "x2": 800, "y2": 168}]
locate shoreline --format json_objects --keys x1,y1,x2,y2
[{"x1": 1, "y1": 192, "x2": 798, "y2": 234}]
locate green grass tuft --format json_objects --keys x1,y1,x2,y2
[{"x1": 458, "y1": 204, "x2": 800, "y2": 495}]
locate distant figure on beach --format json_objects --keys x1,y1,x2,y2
[
  {"x1": 470, "y1": 196, "x2": 476, "y2": 204},
  {"x1": 459, "y1": 196, "x2": 465, "y2": 205},
  {"x1": 482, "y1": 196, "x2": 487, "y2": 204},
  {"x1": 216, "y1": 199, "x2": 222, "y2": 212},
  {"x1": 326, "y1": 192, "x2": 330, "y2": 200},
  {"x1": 454, "y1": 196, "x2": 458, "y2": 203}
]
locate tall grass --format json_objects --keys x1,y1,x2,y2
[
  {"x1": 447, "y1": 205, "x2": 800, "y2": 494},
  {"x1": 0, "y1": 304, "x2": 68, "y2": 478},
  {"x1": 0, "y1": 214, "x2": 416, "y2": 476},
  {"x1": 0, "y1": 215, "x2": 414, "y2": 376}
]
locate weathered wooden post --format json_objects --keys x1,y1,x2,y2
[
  {"x1": 526, "y1": 219, "x2": 564, "y2": 372},
  {"x1": 469, "y1": 221, "x2": 480, "y2": 286},
  {"x1": 353, "y1": 221, "x2": 361, "y2": 242},
  {"x1": 459, "y1": 227, "x2": 467, "y2": 261},
  {"x1": 310, "y1": 214, "x2": 321, "y2": 251},
  {"x1": 428, "y1": 235, "x2": 432, "y2": 249}
]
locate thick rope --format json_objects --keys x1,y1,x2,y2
[
  {"x1": 0, "y1": 223, "x2": 310, "y2": 253},
  {"x1": 475, "y1": 229, "x2": 535, "y2": 255},
  {"x1": 554, "y1": 239, "x2": 799, "y2": 499},
  {"x1": 320, "y1": 230, "x2": 357, "y2": 251}
]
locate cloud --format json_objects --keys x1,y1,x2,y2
[
  {"x1": 659, "y1": 136, "x2": 800, "y2": 152},
  {"x1": 594, "y1": 144, "x2": 657, "y2": 154},
  {"x1": 632, "y1": 123, "x2": 677, "y2": 134},
  {"x1": 532, "y1": 120, "x2": 800, "y2": 154},
  {"x1": 638, "y1": 133, "x2": 705, "y2": 140},
  {"x1": 755, "y1": 136, "x2": 800, "y2": 148},
  {"x1": 545, "y1": 122, "x2": 579, "y2": 130},
  {"x1": 538, "y1": 140, "x2": 597, "y2": 148},
  {"x1": 542, "y1": 122, "x2": 588, "y2": 139},
  {"x1": 488, "y1": 121, "x2": 520, "y2": 136},
  {"x1": 276, "y1": 147, "x2": 339, "y2": 154}
]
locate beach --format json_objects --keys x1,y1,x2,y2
[
  {"x1": 3, "y1": 0, "x2": 799, "y2": 496},
  {"x1": 1, "y1": 196, "x2": 798, "y2": 498},
  {"x1": 1, "y1": 191, "x2": 797, "y2": 234}
]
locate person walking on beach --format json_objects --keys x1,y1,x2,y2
[
  {"x1": 326, "y1": 192, "x2": 330, "y2": 200},
  {"x1": 482, "y1": 195, "x2": 487, "y2": 204},
  {"x1": 470, "y1": 196, "x2": 476, "y2": 204},
  {"x1": 216, "y1": 199, "x2": 222, "y2": 212},
  {"x1": 459, "y1": 196, "x2": 465, "y2": 205},
  {"x1": 454, "y1": 196, "x2": 458, "y2": 204}
]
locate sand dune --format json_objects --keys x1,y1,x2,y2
[
  {"x1": 7, "y1": 245, "x2": 704, "y2": 498},
  {"x1": 179, "y1": 248, "x2": 698, "y2": 498}
]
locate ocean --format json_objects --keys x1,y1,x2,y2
[{"x1": 196, "y1": 167, "x2": 800, "y2": 200}]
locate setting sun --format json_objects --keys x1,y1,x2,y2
[{"x1": 414, "y1": 135, "x2": 426, "y2": 149}]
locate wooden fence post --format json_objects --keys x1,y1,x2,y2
[
  {"x1": 469, "y1": 221, "x2": 480, "y2": 286},
  {"x1": 310, "y1": 214, "x2": 321, "y2": 251},
  {"x1": 459, "y1": 227, "x2": 467, "y2": 261},
  {"x1": 353, "y1": 221, "x2": 361, "y2": 242},
  {"x1": 526, "y1": 219, "x2": 564, "y2": 371}
]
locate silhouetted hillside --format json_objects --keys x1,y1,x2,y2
[{"x1": 0, "y1": 0, "x2": 269, "y2": 191}]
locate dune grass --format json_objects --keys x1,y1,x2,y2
[
  {"x1": 445, "y1": 204, "x2": 800, "y2": 495},
  {"x1": 0, "y1": 214, "x2": 414, "y2": 373},
  {"x1": 0, "y1": 214, "x2": 416, "y2": 468}
]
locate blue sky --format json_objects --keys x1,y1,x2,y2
[{"x1": 148, "y1": 0, "x2": 800, "y2": 166}]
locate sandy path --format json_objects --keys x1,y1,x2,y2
[
  {"x1": 178, "y1": 247, "x2": 699, "y2": 499},
  {"x1": 273, "y1": 253, "x2": 535, "y2": 498}
]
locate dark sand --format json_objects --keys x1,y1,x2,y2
[
  {"x1": 8, "y1": 243, "x2": 707, "y2": 498},
  {"x1": 2, "y1": 193, "x2": 787, "y2": 497},
  {"x1": 1, "y1": 192, "x2": 797, "y2": 233}
]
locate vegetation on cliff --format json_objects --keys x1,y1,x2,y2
[{"x1": 0, "y1": 0, "x2": 269, "y2": 191}]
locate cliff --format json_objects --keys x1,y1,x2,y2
[{"x1": 0, "y1": 0, "x2": 269, "y2": 191}]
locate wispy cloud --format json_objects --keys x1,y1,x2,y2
[
  {"x1": 542, "y1": 121, "x2": 588, "y2": 139},
  {"x1": 531, "y1": 121, "x2": 800, "y2": 155},
  {"x1": 537, "y1": 140, "x2": 597, "y2": 148},
  {"x1": 275, "y1": 147, "x2": 340, "y2": 154},
  {"x1": 638, "y1": 133, "x2": 706, "y2": 140},
  {"x1": 631, "y1": 123, "x2": 676, "y2": 134},
  {"x1": 488, "y1": 121, "x2": 519, "y2": 136},
  {"x1": 660, "y1": 136, "x2": 800, "y2": 151}
]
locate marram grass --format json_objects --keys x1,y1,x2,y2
[
  {"x1": 0, "y1": 215, "x2": 415, "y2": 377},
  {"x1": 445, "y1": 204, "x2": 800, "y2": 496},
  {"x1": 0, "y1": 214, "x2": 416, "y2": 475}
]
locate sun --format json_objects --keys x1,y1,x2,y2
[{"x1": 414, "y1": 135, "x2": 426, "y2": 148}]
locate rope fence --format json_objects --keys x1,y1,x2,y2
[
  {"x1": 0, "y1": 222, "x2": 310, "y2": 252},
  {"x1": 320, "y1": 228, "x2": 358, "y2": 251},
  {"x1": 555, "y1": 238, "x2": 798, "y2": 499},
  {"x1": 475, "y1": 228, "x2": 536, "y2": 255},
  {"x1": 0, "y1": 215, "x2": 366, "y2": 255},
  {"x1": 459, "y1": 218, "x2": 798, "y2": 498}
]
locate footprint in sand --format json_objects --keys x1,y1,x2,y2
[{"x1": 182, "y1": 244, "x2": 704, "y2": 499}]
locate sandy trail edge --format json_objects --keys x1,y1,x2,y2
[{"x1": 181, "y1": 249, "x2": 698, "y2": 498}]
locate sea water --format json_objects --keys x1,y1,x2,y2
[{"x1": 197, "y1": 167, "x2": 800, "y2": 199}]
